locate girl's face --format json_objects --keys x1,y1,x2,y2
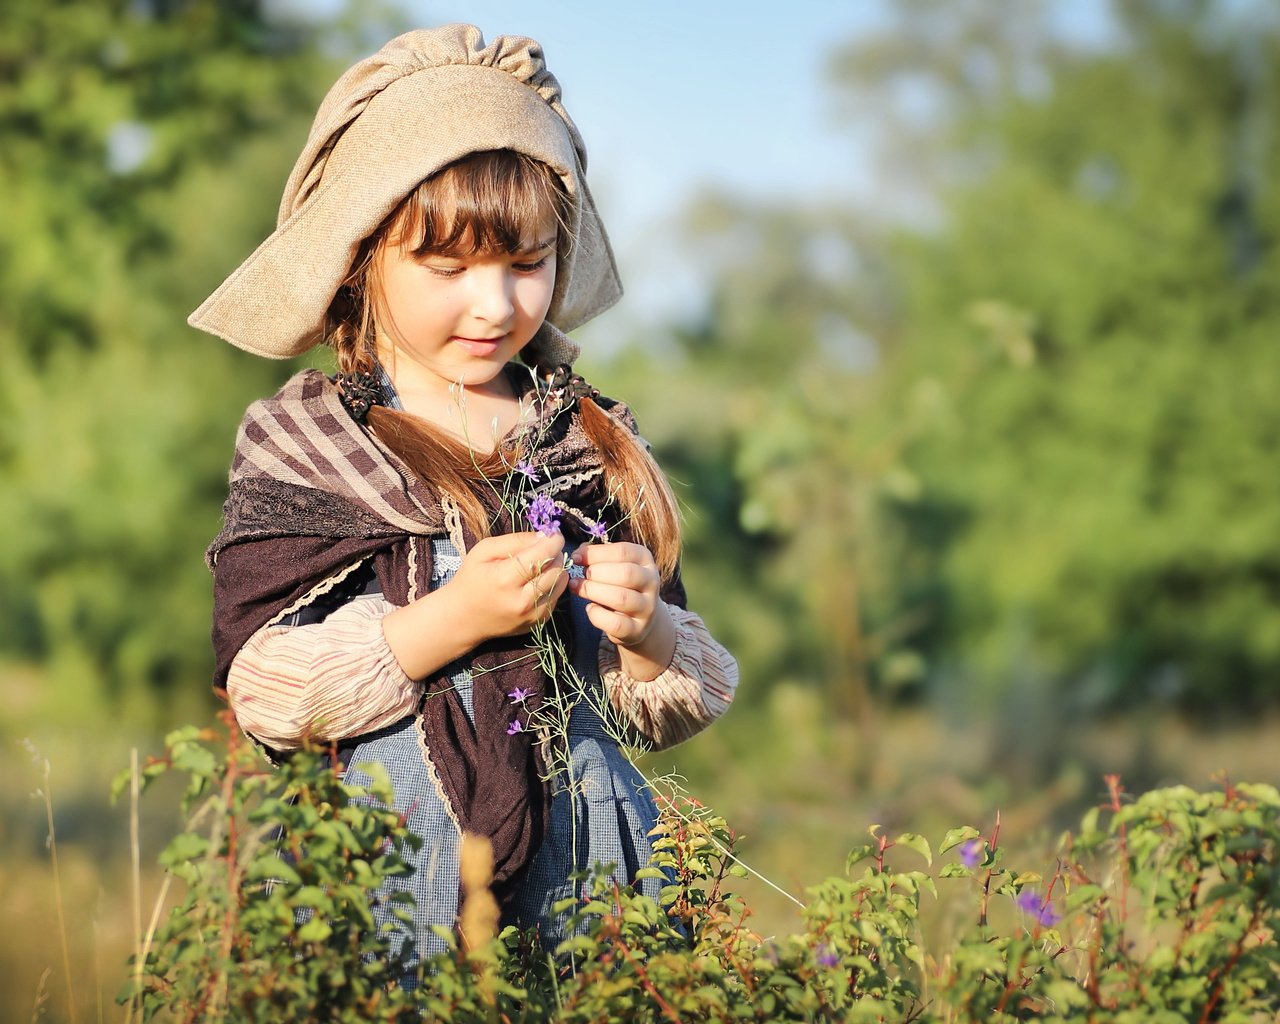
[{"x1": 372, "y1": 215, "x2": 557, "y2": 396}]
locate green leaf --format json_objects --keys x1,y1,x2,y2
[
  {"x1": 939, "y1": 826, "x2": 981, "y2": 854},
  {"x1": 159, "y1": 832, "x2": 209, "y2": 867},
  {"x1": 296, "y1": 916, "x2": 332, "y2": 943},
  {"x1": 846, "y1": 844, "x2": 877, "y2": 872},
  {"x1": 172, "y1": 743, "x2": 217, "y2": 777},
  {"x1": 894, "y1": 832, "x2": 932, "y2": 867}
]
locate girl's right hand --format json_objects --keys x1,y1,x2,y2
[
  {"x1": 449, "y1": 531, "x2": 569, "y2": 640},
  {"x1": 382, "y1": 531, "x2": 567, "y2": 681}
]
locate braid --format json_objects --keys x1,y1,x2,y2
[
  {"x1": 329, "y1": 239, "x2": 381, "y2": 378},
  {"x1": 577, "y1": 396, "x2": 682, "y2": 582}
]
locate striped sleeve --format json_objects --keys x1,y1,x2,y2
[
  {"x1": 226, "y1": 595, "x2": 420, "y2": 750},
  {"x1": 597, "y1": 604, "x2": 739, "y2": 751}
]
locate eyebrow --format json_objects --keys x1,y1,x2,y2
[{"x1": 530, "y1": 237, "x2": 556, "y2": 252}]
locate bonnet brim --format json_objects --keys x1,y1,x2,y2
[{"x1": 188, "y1": 26, "x2": 621, "y2": 370}]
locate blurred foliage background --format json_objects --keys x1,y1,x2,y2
[{"x1": 2, "y1": 0, "x2": 1278, "y2": 1019}]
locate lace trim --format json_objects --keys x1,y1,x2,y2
[
  {"x1": 406, "y1": 535, "x2": 419, "y2": 603},
  {"x1": 267, "y1": 556, "x2": 372, "y2": 627},
  {"x1": 442, "y1": 493, "x2": 465, "y2": 554},
  {"x1": 414, "y1": 711, "x2": 462, "y2": 835},
  {"x1": 430, "y1": 539, "x2": 463, "y2": 583},
  {"x1": 544, "y1": 467, "x2": 603, "y2": 494}
]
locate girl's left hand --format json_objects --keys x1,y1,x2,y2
[{"x1": 569, "y1": 542, "x2": 676, "y2": 680}]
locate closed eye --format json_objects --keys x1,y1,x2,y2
[
  {"x1": 423, "y1": 264, "x2": 464, "y2": 278},
  {"x1": 513, "y1": 255, "x2": 551, "y2": 274}
]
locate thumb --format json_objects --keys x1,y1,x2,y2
[{"x1": 469, "y1": 531, "x2": 555, "y2": 561}]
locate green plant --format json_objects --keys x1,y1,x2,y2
[
  {"x1": 122, "y1": 721, "x2": 1280, "y2": 1022},
  {"x1": 115, "y1": 715, "x2": 425, "y2": 1022}
]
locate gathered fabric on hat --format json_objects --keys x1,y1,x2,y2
[{"x1": 188, "y1": 24, "x2": 621, "y2": 369}]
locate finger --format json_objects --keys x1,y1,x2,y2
[
  {"x1": 582, "y1": 601, "x2": 640, "y2": 645},
  {"x1": 571, "y1": 541, "x2": 655, "y2": 568},
  {"x1": 575, "y1": 560, "x2": 659, "y2": 593},
  {"x1": 542, "y1": 568, "x2": 571, "y2": 607},
  {"x1": 528, "y1": 566, "x2": 570, "y2": 621},
  {"x1": 526, "y1": 557, "x2": 569, "y2": 598},
  {"x1": 472, "y1": 531, "x2": 550, "y2": 559},
  {"x1": 570, "y1": 578, "x2": 649, "y2": 616},
  {"x1": 525, "y1": 532, "x2": 567, "y2": 563},
  {"x1": 498, "y1": 535, "x2": 566, "y2": 580}
]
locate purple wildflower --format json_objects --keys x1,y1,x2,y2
[
  {"x1": 815, "y1": 944, "x2": 840, "y2": 968},
  {"x1": 1015, "y1": 887, "x2": 1060, "y2": 927},
  {"x1": 515, "y1": 461, "x2": 540, "y2": 482},
  {"x1": 507, "y1": 686, "x2": 533, "y2": 704},
  {"x1": 586, "y1": 519, "x2": 609, "y2": 541},
  {"x1": 525, "y1": 494, "x2": 561, "y2": 536},
  {"x1": 959, "y1": 839, "x2": 982, "y2": 868},
  {"x1": 1014, "y1": 889, "x2": 1041, "y2": 915},
  {"x1": 567, "y1": 561, "x2": 586, "y2": 581},
  {"x1": 506, "y1": 719, "x2": 526, "y2": 736}
]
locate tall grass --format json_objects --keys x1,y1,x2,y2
[{"x1": 22, "y1": 742, "x2": 77, "y2": 1024}]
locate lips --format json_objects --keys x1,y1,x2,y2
[{"x1": 453, "y1": 335, "x2": 506, "y2": 355}]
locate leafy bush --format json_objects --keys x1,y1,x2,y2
[{"x1": 122, "y1": 721, "x2": 1280, "y2": 1021}]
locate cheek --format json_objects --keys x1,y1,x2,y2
[{"x1": 379, "y1": 273, "x2": 449, "y2": 327}]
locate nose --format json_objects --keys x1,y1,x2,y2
[{"x1": 467, "y1": 264, "x2": 516, "y2": 326}]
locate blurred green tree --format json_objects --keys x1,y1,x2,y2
[
  {"x1": 0, "y1": 0, "x2": 385, "y2": 722},
  {"x1": 839, "y1": 0, "x2": 1280, "y2": 710},
  {"x1": 608, "y1": 0, "x2": 1280, "y2": 727}
]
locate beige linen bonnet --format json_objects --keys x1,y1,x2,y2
[{"x1": 188, "y1": 24, "x2": 621, "y2": 369}]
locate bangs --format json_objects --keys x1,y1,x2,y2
[{"x1": 392, "y1": 150, "x2": 570, "y2": 257}]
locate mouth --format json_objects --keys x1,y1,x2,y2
[{"x1": 452, "y1": 335, "x2": 506, "y2": 355}]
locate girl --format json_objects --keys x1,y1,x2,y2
[{"x1": 192, "y1": 25, "x2": 737, "y2": 970}]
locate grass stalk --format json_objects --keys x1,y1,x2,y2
[
  {"x1": 91, "y1": 900, "x2": 105, "y2": 1024},
  {"x1": 125, "y1": 748, "x2": 142, "y2": 1024},
  {"x1": 30, "y1": 967, "x2": 52, "y2": 1023},
  {"x1": 38, "y1": 757, "x2": 79, "y2": 1024}
]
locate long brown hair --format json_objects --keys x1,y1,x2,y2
[{"x1": 324, "y1": 149, "x2": 681, "y2": 579}]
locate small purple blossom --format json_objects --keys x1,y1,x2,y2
[
  {"x1": 525, "y1": 493, "x2": 561, "y2": 536},
  {"x1": 815, "y1": 944, "x2": 840, "y2": 968},
  {"x1": 567, "y1": 561, "x2": 586, "y2": 581},
  {"x1": 507, "y1": 686, "x2": 533, "y2": 704},
  {"x1": 506, "y1": 718, "x2": 527, "y2": 736},
  {"x1": 586, "y1": 519, "x2": 609, "y2": 540},
  {"x1": 1014, "y1": 889, "x2": 1040, "y2": 915},
  {"x1": 1015, "y1": 887, "x2": 1060, "y2": 927},
  {"x1": 514, "y1": 461, "x2": 540, "y2": 482},
  {"x1": 960, "y1": 839, "x2": 982, "y2": 868}
]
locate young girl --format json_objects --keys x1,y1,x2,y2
[{"x1": 192, "y1": 25, "x2": 737, "y2": 969}]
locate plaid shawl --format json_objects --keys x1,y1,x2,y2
[{"x1": 208, "y1": 367, "x2": 637, "y2": 904}]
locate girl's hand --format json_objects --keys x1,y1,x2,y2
[
  {"x1": 569, "y1": 542, "x2": 676, "y2": 681},
  {"x1": 450, "y1": 531, "x2": 569, "y2": 640},
  {"x1": 383, "y1": 531, "x2": 567, "y2": 680}
]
